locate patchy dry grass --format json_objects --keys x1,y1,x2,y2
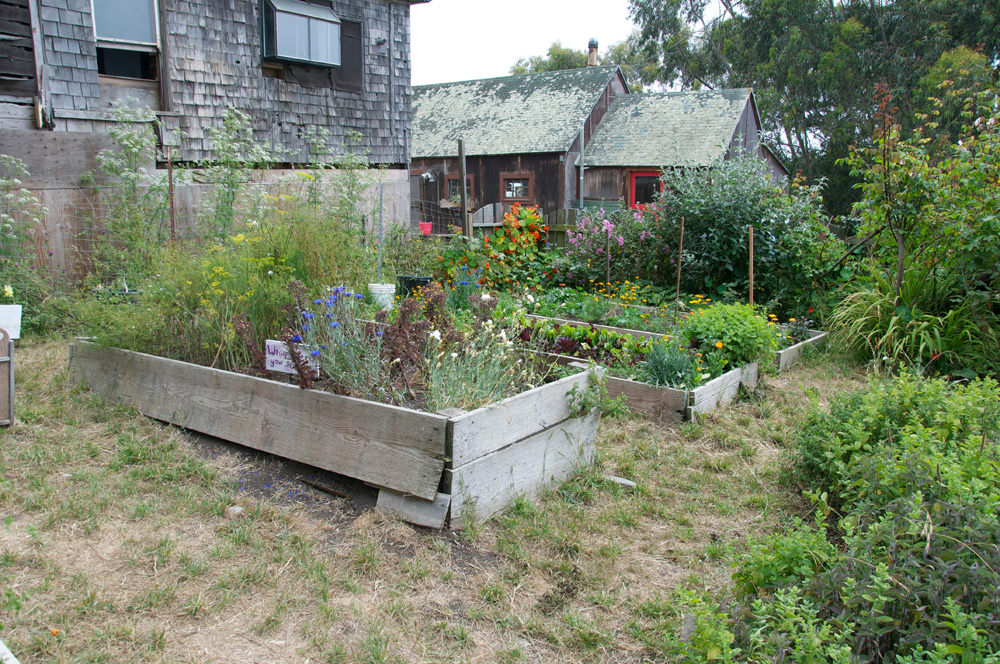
[{"x1": 0, "y1": 338, "x2": 862, "y2": 663}]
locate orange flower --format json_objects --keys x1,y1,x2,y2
[{"x1": 715, "y1": 341, "x2": 723, "y2": 349}]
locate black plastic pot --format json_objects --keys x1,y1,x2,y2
[{"x1": 397, "y1": 275, "x2": 432, "y2": 299}]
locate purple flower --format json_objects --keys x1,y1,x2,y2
[
  {"x1": 330, "y1": 321, "x2": 339, "y2": 327},
  {"x1": 354, "y1": 293, "x2": 363, "y2": 299},
  {"x1": 292, "y1": 335, "x2": 302, "y2": 342},
  {"x1": 310, "y1": 350, "x2": 321, "y2": 356},
  {"x1": 375, "y1": 330, "x2": 383, "y2": 336}
]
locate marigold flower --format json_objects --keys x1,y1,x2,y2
[{"x1": 715, "y1": 341, "x2": 723, "y2": 349}]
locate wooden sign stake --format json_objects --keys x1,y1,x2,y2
[{"x1": 749, "y1": 226, "x2": 755, "y2": 307}]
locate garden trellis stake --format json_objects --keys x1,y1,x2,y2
[
  {"x1": 674, "y1": 217, "x2": 685, "y2": 317},
  {"x1": 749, "y1": 226, "x2": 754, "y2": 306}
]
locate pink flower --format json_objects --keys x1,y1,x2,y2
[{"x1": 618, "y1": 236, "x2": 624, "y2": 246}]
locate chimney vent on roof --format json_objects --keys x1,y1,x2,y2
[{"x1": 587, "y1": 38, "x2": 599, "y2": 66}]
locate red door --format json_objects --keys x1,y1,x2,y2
[{"x1": 629, "y1": 171, "x2": 661, "y2": 209}]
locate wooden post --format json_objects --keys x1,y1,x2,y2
[
  {"x1": 0, "y1": 329, "x2": 11, "y2": 427},
  {"x1": 605, "y1": 227, "x2": 611, "y2": 286},
  {"x1": 167, "y1": 145, "x2": 176, "y2": 243},
  {"x1": 674, "y1": 217, "x2": 685, "y2": 316},
  {"x1": 749, "y1": 226, "x2": 754, "y2": 306},
  {"x1": 458, "y1": 139, "x2": 470, "y2": 238}
]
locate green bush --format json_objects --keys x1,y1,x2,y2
[
  {"x1": 652, "y1": 156, "x2": 844, "y2": 314},
  {"x1": 732, "y1": 518, "x2": 838, "y2": 597},
  {"x1": 724, "y1": 373, "x2": 1000, "y2": 663},
  {"x1": 678, "y1": 303, "x2": 777, "y2": 366}
]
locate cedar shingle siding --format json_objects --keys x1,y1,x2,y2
[{"x1": 13, "y1": 0, "x2": 415, "y2": 166}]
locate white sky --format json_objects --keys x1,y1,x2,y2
[{"x1": 410, "y1": 0, "x2": 639, "y2": 86}]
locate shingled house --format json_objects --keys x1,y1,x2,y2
[
  {"x1": 410, "y1": 65, "x2": 630, "y2": 223},
  {"x1": 410, "y1": 66, "x2": 786, "y2": 227},
  {"x1": 1, "y1": 0, "x2": 427, "y2": 169},
  {"x1": 582, "y1": 88, "x2": 788, "y2": 209}
]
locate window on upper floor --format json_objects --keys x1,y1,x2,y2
[
  {"x1": 263, "y1": 0, "x2": 341, "y2": 67},
  {"x1": 91, "y1": 0, "x2": 159, "y2": 80}
]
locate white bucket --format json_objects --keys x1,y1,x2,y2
[{"x1": 367, "y1": 283, "x2": 396, "y2": 309}]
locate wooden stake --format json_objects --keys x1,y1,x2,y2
[
  {"x1": 167, "y1": 145, "x2": 175, "y2": 243},
  {"x1": 749, "y1": 226, "x2": 754, "y2": 306},
  {"x1": 674, "y1": 217, "x2": 685, "y2": 316},
  {"x1": 458, "y1": 139, "x2": 470, "y2": 238},
  {"x1": 605, "y1": 227, "x2": 611, "y2": 286}
]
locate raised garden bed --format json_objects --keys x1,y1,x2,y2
[
  {"x1": 539, "y1": 350, "x2": 758, "y2": 422},
  {"x1": 68, "y1": 341, "x2": 600, "y2": 529},
  {"x1": 525, "y1": 313, "x2": 826, "y2": 373},
  {"x1": 774, "y1": 329, "x2": 828, "y2": 372}
]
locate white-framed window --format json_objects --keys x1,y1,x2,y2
[
  {"x1": 263, "y1": 0, "x2": 342, "y2": 67},
  {"x1": 91, "y1": 0, "x2": 159, "y2": 80},
  {"x1": 91, "y1": 0, "x2": 158, "y2": 45}
]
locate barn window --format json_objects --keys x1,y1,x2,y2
[
  {"x1": 91, "y1": 0, "x2": 159, "y2": 80},
  {"x1": 263, "y1": 0, "x2": 342, "y2": 67},
  {"x1": 501, "y1": 174, "x2": 533, "y2": 202},
  {"x1": 446, "y1": 175, "x2": 474, "y2": 200}
]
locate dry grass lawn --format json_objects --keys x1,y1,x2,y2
[{"x1": 0, "y1": 338, "x2": 862, "y2": 663}]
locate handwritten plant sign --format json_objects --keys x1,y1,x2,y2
[{"x1": 265, "y1": 339, "x2": 318, "y2": 374}]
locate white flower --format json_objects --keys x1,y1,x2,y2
[
  {"x1": 429, "y1": 330, "x2": 441, "y2": 342},
  {"x1": 499, "y1": 329, "x2": 507, "y2": 341},
  {"x1": 450, "y1": 352, "x2": 458, "y2": 359},
  {"x1": 526, "y1": 294, "x2": 535, "y2": 303},
  {"x1": 481, "y1": 293, "x2": 490, "y2": 301}
]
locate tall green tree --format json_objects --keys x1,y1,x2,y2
[
  {"x1": 628, "y1": 0, "x2": 1000, "y2": 215},
  {"x1": 510, "y1": 41, "x2": 590, "y2": 74}
]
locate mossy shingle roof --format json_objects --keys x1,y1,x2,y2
[
  {"x1": 583, "y1": 89, "x2": 752, "y2": 167},
  {"x1": 412, "y1": 66, "x2": 621, "y2": 158}
]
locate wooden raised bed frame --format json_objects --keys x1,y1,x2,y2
[
  {"x1": 68, "y1": 342, "x2": 600, "y2": 529},
  {"x1": 526, "y1": 314, "x2": 826, "y2": 373}
]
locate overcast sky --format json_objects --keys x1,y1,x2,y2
[{"x1": 410, "y1": 0, "x2": 639, "y2": 86}]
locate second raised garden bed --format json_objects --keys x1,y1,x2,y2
[{"x1": 68, "y1": 341, "x2": 600, "y2": 529}]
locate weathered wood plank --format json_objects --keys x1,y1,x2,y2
[
  {"x1": 775, "y1": 330, "x2": 827, "y2": 372},
  {"x1": 449, "y1": 370, "x2": 591, "y2": 466},
  {"x1": 376, "y1": 491, "x2": 451, "y2": 529},
  {"x1": 447, "y1": 410, "x2": 600, "y2": 529},
  {"x1": 604, "y1": 375, "x2": 688, "y2": 422},
  {"x1": 687, "y1": 363, "x2": 758, "y2": 418},
  {"x1": 524, "y1": 314, "x2": 667, "y2": 342},
  {"x1": 68, "y1": 342, "x2": 449, "y2": 500},
  {"x1": 0, "y1": 329, "x2": 11, "y2": 427}
]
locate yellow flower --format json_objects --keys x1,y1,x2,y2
[
  {"x1": 789, "y1": 318, "x2": 797, "y2": 322},
  {"x1": 715, "y1": 341, "x2": 724, "y2": 349},
  {"x1": 2, "y1": 284, "x2": 12, "y2": 298}
]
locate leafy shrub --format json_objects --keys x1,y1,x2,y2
[
  {"x1": 725, "y1": 373, "x2": 1000, "y2": 663},
  {"x1": 653, "y1": 156, "x2": 843, "y2": 314},
  {"x1": 678, "y1": 303, "x2": 778, "y2": 366},
  {"x1": 732, "y1": 518, "x2": 838, "y2": 597}
]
